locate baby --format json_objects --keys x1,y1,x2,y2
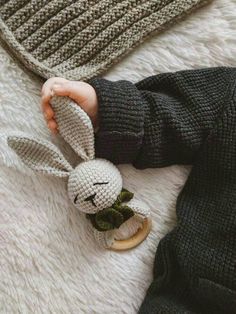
[{"x1": 41, "y1": 68, "x2": 236, "y2": 313}]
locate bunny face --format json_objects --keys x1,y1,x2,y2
[{"x1": 68, "y1": 159, "x2": 122, "y2": 214}]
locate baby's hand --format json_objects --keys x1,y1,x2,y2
[{"x1": 41, "y1": 77, "x2": 98, "y2": 134}]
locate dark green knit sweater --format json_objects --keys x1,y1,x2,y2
[{"x1": 89, "y1": 67, "x2": 236, "y2": 314}]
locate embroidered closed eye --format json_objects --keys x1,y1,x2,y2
[{"x1": 93, "y1": 182, "x2": 108, "y2": 186}]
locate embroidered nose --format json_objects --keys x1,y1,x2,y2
[{"x1": 84, "y1": 193, "x2": 97, "y2": 207}]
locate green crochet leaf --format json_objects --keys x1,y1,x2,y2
[
  {"x1": 96, "y1": 207, "x2": 124, "y2": 231},
  {"x1": 86, "y1": 214, "x2": 104, "y2": 232},
  {"x1": 117, "y1": 188, "x2": 134, "y2": 203},
  {"x1": 86, "y1": 188, "x2": 135, "y2": 231},
  {"x1": 117, "y1": 205, "x2": 134, "y2": 221}
]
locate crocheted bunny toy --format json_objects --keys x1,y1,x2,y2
[{"x1": 7, "y1": 96, "x2": 150, "y2": 249}]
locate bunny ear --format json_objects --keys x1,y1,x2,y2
[
  {"x1": 50, "y1": 96, "x2": 95, "y2": 161},
  {"x1": 7, "y1": 136, "x2": 73, "y2": 178}
]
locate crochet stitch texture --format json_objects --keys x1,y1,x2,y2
[
  {"x1": 89, "y1": 67, "x2": 236, "y2": 312},
  {"x1": 0, "y1": 0, "x2": 209, "y2": 81}
]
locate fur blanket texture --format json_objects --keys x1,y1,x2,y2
[{"x1": 0, "y1": 0, "x2": 235, "y2": 312}]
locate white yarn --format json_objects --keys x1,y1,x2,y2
[
  {"x1": 127, "y1": 199, "x2": 151, "y2": 218},
  {"x1": 7, "y1": 135, "x2": 73, "y2": 178},
  {"x1": 68, "y1": 159, "x2": 123, "y2": 214},
  {"x1": 50, "y1": 96, "x2": 95, "y2": 161},
  {"x1": 93, "y1": 229, "x2": 115, "y2": 249}
]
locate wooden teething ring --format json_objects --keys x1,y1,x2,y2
[{"x1": 110, "y1": 216, "x2": 152, "y2": 251}]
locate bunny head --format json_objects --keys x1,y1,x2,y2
[
  {"x1": 8, "y1": 96, "x2": 122, "y2": 214},
  {"x1": 68, "y1": 159, "x2": 122, "y2": 213}
]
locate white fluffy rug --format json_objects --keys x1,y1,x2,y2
[{"x1": 0, "y1": 0, "x2": 235, "y2": 312}]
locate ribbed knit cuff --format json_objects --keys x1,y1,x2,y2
[{"x1": 89, "y1": 77, "x2": 145, "y2": 165}]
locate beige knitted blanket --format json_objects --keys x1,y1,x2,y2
[{"x1": 0, "y1": 0, "x2": 209, "y2": 81}]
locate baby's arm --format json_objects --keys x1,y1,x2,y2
[{"x1": 42, "y1": 67, "x2": 233, "y2": 168}]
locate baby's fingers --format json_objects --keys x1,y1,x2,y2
[
  {"x1": 52, "y1": 81, "x2": 85, "y2": 104},
  {"x1": 41, "y1": 83, "x2": 53, "y2": 110},
  {"x1": 41, "y1": 77, "x2": 67, "y2": 111},
  {"x1": 47, "y1": 119, "x2": 58, "y2": 134},
  {"x1": 44, "y1": 105, "x2": 54, "y2": 120},
  {"x1": 51, "y1": 81, "x2": 74, "y2": 96}
]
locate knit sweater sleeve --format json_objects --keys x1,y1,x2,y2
[{"x1": 89, "y1": 67, "x2": 234, "y2": 169}]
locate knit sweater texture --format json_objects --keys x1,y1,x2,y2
[
  {"x1": 89, "y1": 67, "x2": 236, "y2": 313},
  {"x1": 0, "y1": 0, "x2": 209, "y2": 81}
]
